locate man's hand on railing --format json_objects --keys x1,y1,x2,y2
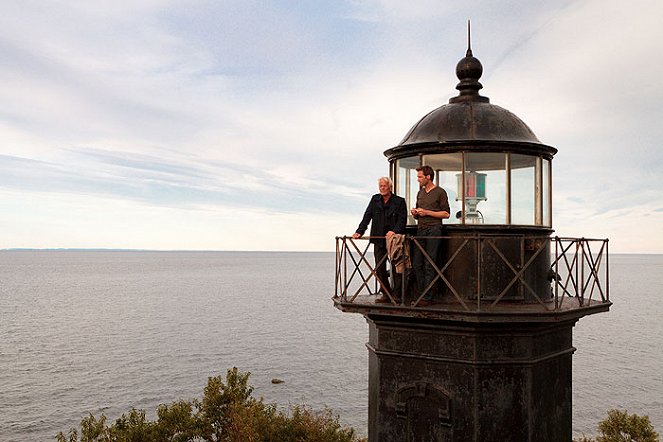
[{"x1": 352, "y1": 233, "x2": 361, "y2": 239}]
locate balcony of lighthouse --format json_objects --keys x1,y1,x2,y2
[{"x1": 332, "y1": 234, "x2": 610, "y2": 321}]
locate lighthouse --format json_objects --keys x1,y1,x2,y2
[{"x1": 334, "y1": 39, "x2": 610, "y2": 442}]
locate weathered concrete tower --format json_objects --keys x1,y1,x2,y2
[{"x1": 334, "y1": 40, "x2": 611, "y2": 441}]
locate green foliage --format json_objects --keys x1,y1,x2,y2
[
  {"x1": 57, "y1": 367, "x2": 365, "y2": 442},
  {"x1": 574, "y1": 409, "x2": 660, "y2": 442},
  {"x1": 154, "y1": 400, "x2": 197, "y2": 441},
  {"x1": 595, "y1": 409, "x2": 659, "y2": 442}
]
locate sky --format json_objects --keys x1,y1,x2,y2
[{"x1": 1, "y1": 0, "x2": 662, "y2": 252}]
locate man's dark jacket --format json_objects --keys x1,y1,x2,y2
[{"x1": 355, "y1": 193, "x2": 407, "y2": 244}]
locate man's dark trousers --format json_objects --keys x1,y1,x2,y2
[
  {"x1": 374, "y1": 241, "x2": 403, "y2": 299},
  {"x1": 374, "y1": 242, "x2": 389, "y2": 294},
  {"x1": 412, "y1": 225, "x2": 443, "y2": 301}
]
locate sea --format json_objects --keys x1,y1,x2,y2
[{"x1": 0, "y1": 251, "x2": 661, "y2": 441}]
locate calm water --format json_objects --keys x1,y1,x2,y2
[{"x1": 0, "y1": 251, "x2": 661, "y2": 441}]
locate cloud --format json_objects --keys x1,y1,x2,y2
[
  {"x1": 1, "y1": 0, "x2": 662, "y2": 251},
  {"x1": 0, "y1": 145, "x2": 371, "y2": 217},
  {"x1": 0, "y1": 188, "x2": 359, "y2": 251}
]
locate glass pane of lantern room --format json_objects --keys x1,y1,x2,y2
[
  {"x1": 464, "y1": 152, "x2": 507, "y2": 224},
  {"x1": 395, "y1": 156, "x2": 421, "y2": 225},
  {"x1": 543, "y1": 158, "x2": 551, "y2": 227},
  {"x1": 422, "y1": 153, "x2": 463, "y2": 225},
  {"x1": 511, "y1": 154, "x2": 537, "y2": 225}
]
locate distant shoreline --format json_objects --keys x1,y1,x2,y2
[{"x1": 1, "y1": 248, "x2": 660, "y2": 255}]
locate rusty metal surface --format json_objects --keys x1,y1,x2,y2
[
  {"x1": 366, "y1": 315, "x2": 578, "y2": 441},
  {"x1": 398, "y1": 102, "x2": 542, "y2": 145},
  {"x1": 333, "y1": 295, "x2": 610, "y2": 323}
]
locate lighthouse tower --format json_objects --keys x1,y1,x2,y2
[{"x1": 334, "y1": 41, "x2": 610, "y2": 442}]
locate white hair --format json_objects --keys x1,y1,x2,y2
[{"x1": 378, "y1": 176, "x2": 393, "y2": 190}]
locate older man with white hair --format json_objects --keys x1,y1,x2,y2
[{"x1": 352, "y1": 177, "x2": 407, "y2": 302}]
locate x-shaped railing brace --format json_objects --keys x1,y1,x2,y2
[
  {"x1": 485, "y1": 238, "x2": 550, "y2": 310},
  {"x1": 580, "y1": 240, "x2": 607, "y2": 303},
  {"x1": 552, "y1": 239, "x2": 580, "y2": 307},
  {"x1": 346, "y1": 238, "x2": 393, "y2": 303},
  {"x1": 409, "y1": 236, "x2": 470, "y2": 310}
]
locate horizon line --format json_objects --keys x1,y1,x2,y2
[
  {"x1": 0, "y1": 247, "x2": 332, "y2": 253},
  {"x1": 1, "y1": 248, "x2": 661, "y2": 255}
]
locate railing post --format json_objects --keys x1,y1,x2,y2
[
  {"x1": 574, "y1": 240, "x2": 580, "y2": 304},
  {"x1": 476, "y1": 235, "x2": 481, "y2": 311},
  {"x1": 605, "y1": 239, "x2": 610, "y2": 302},
  {"x1": 580, "y1": 238, "x2": 586, "y2": 305},
  {"x1": 554, "y1": 237, "x2": 559, "y2": 310},
  {"x1": 520, "y1": 236, "x2": 525, "y2": 299},
  {"x1": 335, "y1": 237, "x2": 339, "y2": 298},
  {"x1": 401, "y1": 237, "x2": 407, "y2": 306},
  {"x1": 343, "y1": 237, "x2": 348, "y2": 301}
]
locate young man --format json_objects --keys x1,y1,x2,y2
[
  {"x1": 410, "y1": 165, "x2": 450, "y2": 306},
  {"x1": 353, "y1": 177, "x2": 407, "y2": 302}
]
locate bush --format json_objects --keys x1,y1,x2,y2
[
  {"x1": 57, "y1": 367, "x2": 364, "y2": 442},
  {"x1": 575, "y1": 409, "x2": 659, "y2": 442}
]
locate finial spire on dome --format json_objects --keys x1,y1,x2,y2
[
  {"x1": 449, "y1": 21, "x2": 489, "y2": 104},
  {"x1": 467, "y1": 19, "x2": 472, "y2": 57}
]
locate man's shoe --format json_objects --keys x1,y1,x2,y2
[{"x1": 375, "y1": 294, "x2": 392, "y2": 303}]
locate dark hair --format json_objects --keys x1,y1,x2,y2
[{"x1": 416, "y1": 165, "x2": 435, "y2": 181}]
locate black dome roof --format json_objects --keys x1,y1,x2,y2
[
  {"x1": 385, "y1": 48, "x2": 556, "y2": 159},
  {"x1": 398, "y1": 101, "x2": 541, "y2": 145}
]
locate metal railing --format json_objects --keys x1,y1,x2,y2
[
  {"x1": 552, "y1": 236, "x2": 609, "y2": 309},
  {"x1": 334, "y1": 234, "x2": 609, "y2": 312}
]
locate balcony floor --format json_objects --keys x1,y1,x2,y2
[{"x1": 332, "y1": 293, "x2": 611, "y2": 323}]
